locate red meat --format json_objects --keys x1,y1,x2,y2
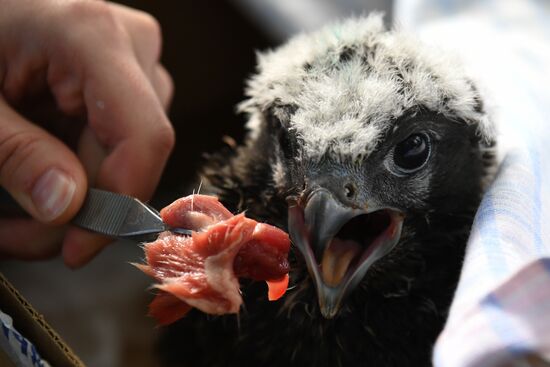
[{"x1": 136, "y1": 195, "x2": 290, "y2": 325}]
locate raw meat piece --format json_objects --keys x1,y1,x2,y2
[
  {"x1": 266, "y1": 274, "x2": 289, "y2": 301},
  {"x1": 136, "y1": 195, "x2": 290, "y2": 325}
]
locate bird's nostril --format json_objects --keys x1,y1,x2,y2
[{"x1": 344, "y1": 183, "x2": 356, "y2": 199}]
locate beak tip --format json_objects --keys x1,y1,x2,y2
[
  {"x1": 319, "y1": 305, "x2": 339, "y2": 319},
  {"x1": 317, "y1": 285, "x2": 344, "y2": 319}
]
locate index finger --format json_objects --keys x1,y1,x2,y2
[
  {"x1": 54, "y1": 17, "x2": 175, "y2": 266},
  {"x1": 62, "y1": 56, "x2": 175, "y2": 267},
  {"x1": 83, "y1": 54, "x2": 175, "y2": 198}
]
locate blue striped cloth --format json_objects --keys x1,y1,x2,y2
[{"x1": 394, "y1": 0, "x2": 550, "y2": 366}]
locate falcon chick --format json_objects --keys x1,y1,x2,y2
[{"x1": 159, "y1": 14, "x2": 496, "y2": 367}]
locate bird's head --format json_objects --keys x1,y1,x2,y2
[{"x1": 239, "y1": 15, "x2": 496, "y2": 319}]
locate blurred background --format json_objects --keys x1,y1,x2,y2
[{"x1": 0, "y1": 1, "x2": 391, "y2": 366}]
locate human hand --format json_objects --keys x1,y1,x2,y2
[{"x1": 0, "y1": 0, "x2": 175, "y2": 267}]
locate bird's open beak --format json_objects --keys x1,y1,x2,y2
[{"x1": 288, "y1": 190, "x2": 404, "y2": 318}]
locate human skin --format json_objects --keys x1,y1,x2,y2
[{"x1": 0, "y1": 0, "x2": 175, "y2": 267}]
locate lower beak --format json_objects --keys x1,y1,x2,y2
[{"x1": 288, "y1": 190, "x2": 404, "y2": 318}]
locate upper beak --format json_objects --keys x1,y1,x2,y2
[{"x1": 288, "y1": 189, "x2": 404, "y2": 318}]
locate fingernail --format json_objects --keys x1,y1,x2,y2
[{"x1": 32, "y1": 168, "x2": 76, "y2": 222}]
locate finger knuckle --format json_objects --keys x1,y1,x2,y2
[
  {"x1": 165, "y1": 75, "x2": 174, "y2": 106},
  {"x1": 134, "y1": 11, "x2": 162, "y2": 61},
  {"x1": 65, "y1": 1, "x2": 111, "y2": 21},
  {"x1": 139, "y1": 12, "x2": 162, "y2": 42},
  {"x1": 151, "y1": 123, "x2": 175, "y2": 156},
  {"x1": 62, "y1": 1, "x2": 124, "y2": 42},
  {"x1": 165, "y1": 68, "x2": 174, "y2": 94},
  {"x1": 158, "y1": 66, "x2": 174, "y2": 107}
]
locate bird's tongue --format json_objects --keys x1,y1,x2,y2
[{"x1": 321, "y1": 238, "x2": 361, "y2": 287}]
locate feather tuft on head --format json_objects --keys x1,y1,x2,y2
[{"x1": 239, "y1": 14, "x2": 494, "y2": 163}]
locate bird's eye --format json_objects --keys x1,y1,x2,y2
[{"x1": 393, "y1": 133, "x2": 431, "y2": 172}]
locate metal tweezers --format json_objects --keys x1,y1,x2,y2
[
  {"x1": 0, "y1": 187, "x2": 191, "y2": 242},
  {"x1": 72, "y1": 188, "x2": 192, "y2": 242}
]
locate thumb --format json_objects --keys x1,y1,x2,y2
[{"x1": 0, "y1": 99, "x2": 87, "y2": 224}]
